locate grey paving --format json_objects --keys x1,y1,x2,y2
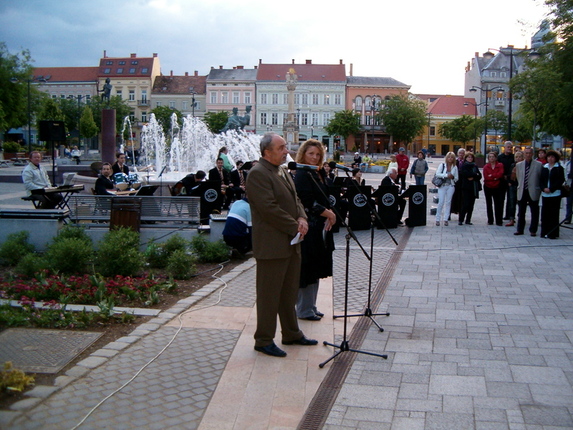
[{"x1": 2, "y1": 158, "x2": 573, "y2": 429}]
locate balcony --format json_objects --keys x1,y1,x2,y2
[
  {"x1": 494, "y1": 100, "x2": 505, "y2": 107},
  {"x1": 138, "y1": 99, "x2": 150, "y2": 107}
]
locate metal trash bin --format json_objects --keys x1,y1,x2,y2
[{"x1": 110, "y1": 197, "x2": 141, "y2": 232}]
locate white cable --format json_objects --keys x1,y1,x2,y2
[{"x1": 70, "y1": 261, "x2": 230, "y2": 430}]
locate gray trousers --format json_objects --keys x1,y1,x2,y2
[{"x1": 296, "y1": 281, "x2": 319, "y2": 318}]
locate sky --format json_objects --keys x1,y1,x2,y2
[{"x1": 1, "y1": 0, "x2": 551, "y2": 95}]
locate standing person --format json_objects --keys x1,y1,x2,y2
[
  {"x1": 230, "y1": 160, "x2": 247, "y2": 200},
  {"x1": 434, "y1": 152, "x2": 458, "y2": 226},
  {"x1": 498, "y1": 141, "x2": 515, "y2": 221},
  {"x1": 536, "y1": 148, "x2": 547, "y2": 165},
  {"x1": 209, "y1": 158, "x2": 235, "y2": 210},
  {"x1": 293, "y1": 139, "x2": 337, "y2": 321},
  {"x1": 483, "y1": 152, "x2": 505, "y2": 226},
  {"x1": 540, "y1": 150, "x2": 566, "y2": 239},
  {"x1": 21, "y1": 151, "x2": 62, "y2": 209},
  {"x1": 506, "y1": 150, "x2": 524, "y2": 227},
  {"x1": 410, "y1": 150, "x2": 429, "y2": 185},
  {"x1": 515, "y1": 147, "x2": 543, "y2": 236},
  {"x1": 564, "y1": 158, "x2": 572, "y2": 224},
  {"x1": 458, "y1": 152, "x2": 481, "y2": 225},
  {"x1": 450, "y1": 148, "x2": 466, "y2": 217},
  {"x1": 395, "y1": 147, "x2": 409, "y2": 191},
  {"x1": 218, "y1": 146, "x2": 233, "y2": 173},
  {"x1": 112, "y1": 153, "x2": 129, "y2": 175},
  {"x1": 246, "y1": 133, "x2": 317, "y2": 358},
  {"x1": 388, "y1": 154, "x2": 398, "y2": 182}
]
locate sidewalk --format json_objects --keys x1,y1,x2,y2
[{"x1": 1, "y1": 161, "x2": 573, "y2": 429}]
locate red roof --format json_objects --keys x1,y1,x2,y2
[
  {"x1": 429, "y1": 95, "x2": 477, "y2": 116},
  {"x1": 98, "y1": 55, "x2": 157, "y2": 78},
  {"x1": 33, "y1": 67, "x2": 99, "y2": 83},
  {"x1": 257, "y1": 61, "x2": 346, "y2": 82}
]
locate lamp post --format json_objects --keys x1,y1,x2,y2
[
  {"x1": 10, "y1": 75, "x2": 48, "y2": 154},
  {"x1": 370, "y1": 95, "x2": 378, "y2": 154},
  {"x1": 469, "y1": 86, "x2": 503, "y2": 153},
  {"x1": 189, "y1": 87, "x2": 196, "y2": 117},
  {"x1": 463, "y1": 100, "x2": 488, "y2": 151}
]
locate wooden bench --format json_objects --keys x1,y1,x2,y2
[{"x1": 68, "y1": 195, "x2": 201, "y2": 226}]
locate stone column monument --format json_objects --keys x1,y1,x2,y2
[{"x1": 283, "y1": 68, "x2": 299, "y2": 151}]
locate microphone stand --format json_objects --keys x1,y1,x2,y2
[
  {"x1": 331, "y1": 169, "x2": 395, "y2": 331},
  {"x1": 301, "y1": 170, "x2": 388, "y2": 368},
  {"x1": 158, "y1": 165, "x2": 167, "y2": 197}
]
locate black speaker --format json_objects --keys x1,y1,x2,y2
[{"x1": 39, "y1": 120, "x2": 66, "y2": 142}]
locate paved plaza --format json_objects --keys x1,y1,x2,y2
[{"x1": 0, "y1": 158, "x2": 572, "y2": 429}]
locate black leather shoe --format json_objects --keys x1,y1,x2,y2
[
  {"x1": 301, "y1": 315, "x2": 321, "y2": 321},
  {"x1": 514, "y1": 232, "x2": 523, "y2": 236},
  {"x1": 254, "y1": 343, "x2": 287, "y2": 357},
  {"x1": 315, "y1": 311, "x2": 324, "y2": 318},
  {"x1": 282, "y1": 335, "x2": 318, "y2": 346}
]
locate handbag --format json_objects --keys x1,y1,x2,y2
[{"x1": 431, "y1": 163, "x2": 445, "y2": 187}]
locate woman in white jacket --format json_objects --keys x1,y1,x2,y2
[{"x1": 435, "y1": 152, "x2": 459, "y2": 226}]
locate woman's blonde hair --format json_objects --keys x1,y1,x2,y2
[
  {"x1": 445, "y1": 151, "x2": 456, "y2": 165},
  {"x1": 296, "y1": 139, "x2": 325, "y2": 166}
]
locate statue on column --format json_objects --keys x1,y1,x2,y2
[{"x1": 99, "y1": 78, "x2": 112, "y2": 102}]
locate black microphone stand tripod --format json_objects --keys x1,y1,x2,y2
[
  {"x1": 300, "y1": 169, "x2": 388, "y2": 368},
  {"x1": 332, "y1": 168, "x2": 397, "y2": 331}
]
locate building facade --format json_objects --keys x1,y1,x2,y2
[{"x1": 151, "y1": 71, "x2": 207, "y2": 120}]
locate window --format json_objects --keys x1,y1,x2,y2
[
  {"x1": 156, "y1": 101, "x2": 161, "y2": 107},
  {"x1": 116, "y1": 90, "x2": 122, "y2": 99},
  {"x1": 141, "y1": 68, "x2": 148, "y2": 73},
  {"x1": 141, "y1": 90, "x2": 147, "y2": 102},
  {"x1": 169, "y1": 101, "x2": 175, "y2": 108},
  {"x1": 271, "y1": 113, "x2": 278, "y2": 125},
  {"x1": 117, "y1": 68, "x2": 123, "y2": 74},
  {"x1": 301, "y1": 113, "x2": 308, "y2": 126},
  {"x1": 430, "y1": 126, "x2": 436, "y2": 136},
  {"x1": 294, "y1": 94, "x2": 300, "y2": 105},
  {"x1": 323, "y1": 113, "x2": 330, "y2": 125},
  {"x1": 260, "y1": 112, "x2": 267, "y2": 125},
  {"x1": 283, "y1": 113, "x2": 289, "y2": 124},
  {"x1": 129, "y1": 90, "x2": 135, "y2": 101},
  {"x1": 118, "y1": 61, "x2": 126, "y2": 65},
  {"x1": 103, "y1": 68, "x2": 111, "y2": 74},
  {"x1": 60, "y1": 94, "x2": 66, "y2": 99},
  {"x1": 312, "y1": 94, "x2": 319, "y2": 105},
  {"x1": 194, "y1": 101, "x2": 201, "y2": 111},
  {"x1": 210, "y1": 91, "x2": 218, "y2": 104},
  {"x1": 335, "y1": 94, "x2": 341, "y2": 105},
  {"x1": 129, "y1": 111, "x2": 135, "y2": 121},
  {"x1": 129, "y1": 68, "x2": 136, "y2": 74},
  {"x1": 245, "y1": 92, "x2": 251, "y2": 104},
  {"x1": 324, "y1": 95, "x2": 330, "y2": 105},
  {"x1": 355, "y1": 96, "x2": 363, "y2": 110},
  {"x1": 85, "y1": 95, "x2": 91, "y2": 103},
  {"x1": 272, "y1": 93, "x2": 278, "y2": 104},
  {"x1": 311, "y1": 113, "x2": 318, "y2": 126},
  {"x1": 233, "y1": 92, "x2": 240, "y2": 104},
  {"x1": 106, "y1": 60, "x2": 113, "y2": 65},
  {"x1": 365, "y1": 96, "x2": 372, "y2": 110},
  {"x1": 131, "y1": 60, "x2": 138, "y2": 65},
  {"x1": 52, "y1": 95, "x2": 57, "y2": 99},
  {"x1": 182, "y1": 101, "x2": 188, "y2": 110},
  {"x1": 283, "y1": 94, "x2": 288, "y2": 104},
  {"x1": 260, "y1": 93, "x2": 267, "y2": 104},
  {"x1": 221, "y1": 92, "x2": 228, "y2": 104},
  {"x1": 142, "y1": 111, "x2": 147, "y2": 122},
  {"x1": 302, "y1": 94, "x2": 308, "y2": 105}
]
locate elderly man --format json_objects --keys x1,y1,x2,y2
[
  {"x1": 380, "y1": 167, "x2": 406, "y2": 224},
  {"x1": 22, "y1": 151, "x2": 62, "y2": 209},
  {"x1": 514, "y1": 146, "x2": 542, "y2": 236},
  {"x1": 246, "y1": 133, "x2": 317, "y2": 357}
]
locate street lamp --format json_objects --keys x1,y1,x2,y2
[
  {"x1": 10, "y1": 75, "x2": 49, "y2": 154},
  {"x1": 370, "y1": 95, "x2": 379, "y2": 154},
  {"x1": 189, "y1": 87, "x2": 197, "y2": 117},
  {"x1": 463, "y1": 99, "x2": 488, "y2": 151},
  {"x1": 469, "y1": 86, "x2": 503, "y2": 152}
]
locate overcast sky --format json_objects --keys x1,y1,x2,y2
[{"x1": 1, "y1": 0, "x2": 550, "y2": 95}]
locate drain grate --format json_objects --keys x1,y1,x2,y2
[{"x1": 0, "y1": 328, "x2": 102, "y2": 374}]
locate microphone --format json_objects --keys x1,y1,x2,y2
[
  {"x1": 333, "y1": 163, "x2": 352, "y2": 172},
  {"x1": 157, "y1": 165, "x2": 167, "y2": 178},
  {"x1": 287, "y1": 162, "x2": 318, "y2": 171}
]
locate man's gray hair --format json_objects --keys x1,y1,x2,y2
[
  {"x1": 386, "y1": 167, "x2": 397, "y2": 176},
  {"x1": 260, "y1": 132, "x2": 276, "y2": 155}
]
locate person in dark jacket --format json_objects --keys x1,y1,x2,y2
[
  {"x1": 95, "y1": 162, "x2": 117, "y2": 195},
  {"x1": 458, "y1": 153, "x2": 482, "y2": 225},
  {"x1": 540, "y1": 150, "x2": 566, "y2": 239}
]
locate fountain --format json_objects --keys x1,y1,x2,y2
[{"x1": 139, "y1": 113, "x2": 261, "y2": 182}]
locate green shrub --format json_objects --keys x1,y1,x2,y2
[
  {"x1": 0, "y1": 362, "x2": 35, "y2": 393},
  {"x1": 53, "y1": 225, "x2": 92, "y2": 246},
  {"x1": 191, "y1": 235, "x2": 230, "y2": 263},
  {"x1": 163, "y1": 234, "x2": 189, "y2": 255},
  {"x1": 14, "y1": 253, "x2": 50, "y2": 279},
  {"x1": 166, "y1": 249, "x2": 196, "y2": 280},
  {"x1": 0, "y1": 231, "x2": 35, "y2": 266},
  {"x1": 45, "y1": 237, "x2": 93, "y2": 274},
  {"x1": 95, "y1": 228, "x2": 143, "y2": 277},
  {"x1": 2, "y1": 141, "x2": 21, "y2": 153},
  {"x1": 145, "y1": 242, "x2": 168, "y2": 269}
]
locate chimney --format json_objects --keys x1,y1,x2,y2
[
  {"x1": 131, "y1": 53, "x2": 136, "y2": 58},
  {"x1": 259, "y1": 59, "x2": 262, "y2": 65},
  {"x1": 305, "y1": 59, "x2": 312, "y2": 64},
  {"x1": 219, "y1": 65, "x2": 223, "y2": 69},
  {"x1": 153, "y1": 53, "x2": 157, "y2": 57},
  {"x1": 185, "y1": 72, "x2": 188, "y2": 76},
  {"x1": 170, "y1": 70, "x2": 173, "y2": 76},
  {"x1": 292, "y1": 59, "x2": 295, "y2": 64},
  {"x1": 103, "y1": 50, "x2": 107, "y2": 58},
  {"x1": 339, "y1": 59, "x2": 343, "y2": 65},
  {"x1": 350, "y1": 63, "x2": 353, "y2": 76},
  {"x1": 237, "y1": 65, "x2": 244, "y2": 69},
  {"x1": 194, "y1": 70, "x2": 198, "y2": 76}
]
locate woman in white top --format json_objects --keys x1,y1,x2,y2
[
  {"x1": 435, "y1": 152, "x2": 459, "y2": 226},
  {"x1": 388, "y1": 154, "x2": 399, "y2": 185}
]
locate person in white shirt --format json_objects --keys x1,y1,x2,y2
[{"x1": 22, "y1": 151, "x2": 62, "y2": 209}]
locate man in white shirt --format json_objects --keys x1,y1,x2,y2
[{"x1": 22, "y1": 151, "x2": 62, "y2": 209}]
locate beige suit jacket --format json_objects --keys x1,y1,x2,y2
[
  {"x1": 516, "y1": 159, "x2": 543, "y2": 201},
  {"x1": 246, "y1": 158, "x2": 306, "y2": 260}
]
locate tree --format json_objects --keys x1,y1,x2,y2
[
  {"x1": 0, "y1": 43, "x2": 35, "y2": 134},
  {"x1": 438, "y1": 115, "x2": 480, "y2": 146},
  {"x1": 151, "y1": 105, "x2": 183, "y2": 135},
  {"x1": 88, "y1": 95, "x2": 132, "y2": 135},
  {"x1": 79, "y1": 106, "x2": 98, "y2": 151},
  {"x1": 323, "y1": 109, "x2": 361, "y2": 139},
  {"x1": 203, "y1": 111, "x2": 229, "y2": 134},
  {"x1": 484, "y1": 110, "x2": 508, "y2": 139},
  {"x1": 36, "y1": 98, "x2": 65, "y2": 135},
  {"x1": 378, "y1": 95, "x2": 427, "y2": 149}
]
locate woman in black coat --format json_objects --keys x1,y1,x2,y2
[
  {"x1": 294, "y1": 139, "x2": 337, "y2": 320},
  {"x1": 540, "y1": 150, "x2": 566, "y2": 239},
  {"x1": 458, "y1": 152, "x2": 482, "y2": 225}
]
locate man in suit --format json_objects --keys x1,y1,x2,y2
[
  {"x1": 208, "y1": 158, "x2": 234, "y2": 210},
  {"x1": 246, "y1": 133, "x2": 317, "y2": 358},
  {"x1": 112, "y1": 153, "x2": 130, "y2": 176},
  {"x1": 230, "y1": 160, "x2": 247, "y2": 201},
  {"x1": 180, "y1": 170, "x2": 206, "y2": 196},
  {"x1": 515, "y1": 146, "x2": 543, "y2": 236},
  {"x1": 380, "y1": 167, "x2": 406, "y2": 224}
]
